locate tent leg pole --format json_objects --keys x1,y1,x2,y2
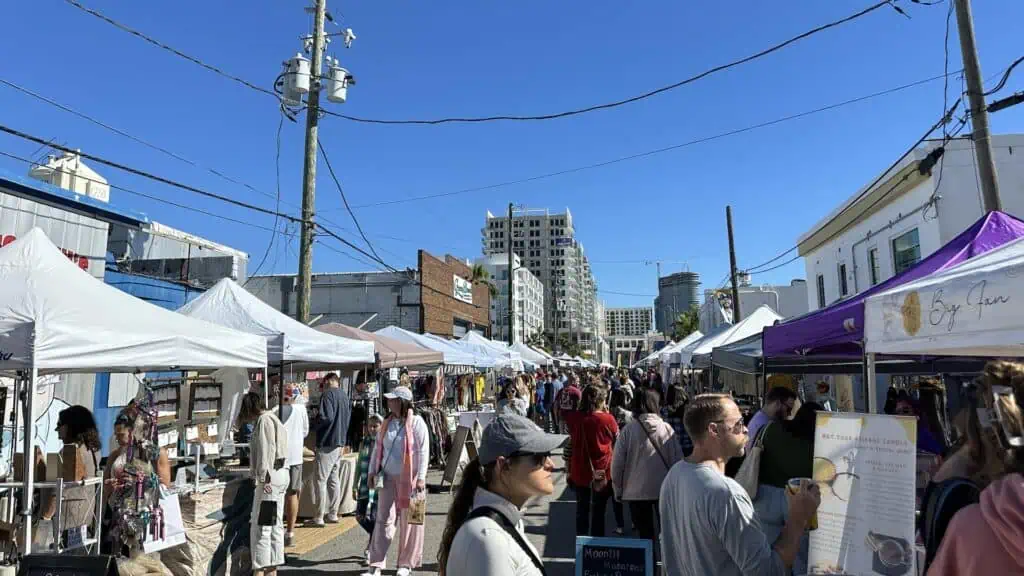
[
  {"x1": 760, "y1": 361, "x2": 768, "y2": 399},
  {"x1": 21, "y1": 367, "x2": 37, "y2": 557},
  {"x1": 865, "y1": 352, "x2": 878, "y2": 414},
  {"x1": 278, "y1": 361, "x2": 285, "y2": 418}
]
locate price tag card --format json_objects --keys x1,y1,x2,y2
[
  {"x1": 185, "y1": 426, "x2": 199, "y2": 441},
  {"x1": 64, "y1": 525, "x2": 87, "y2": 550}
]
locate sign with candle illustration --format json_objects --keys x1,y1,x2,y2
[{"x1": 808, "y1": 412, "x2": 917, "y2": 575}]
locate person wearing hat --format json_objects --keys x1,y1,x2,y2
[
  {"x1": 364, "y1": 386, "x2": 429, "y2": 576},
  {"x1": 438, "y1": 414, "x2": 567, "y2": 576}
]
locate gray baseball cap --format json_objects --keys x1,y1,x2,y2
[
  {"x1": 478, "y1": 414, "x2": 567, "y2": 466},
  {"x1": 383, "y1": 386, "x2": 413, "y2": 401}
]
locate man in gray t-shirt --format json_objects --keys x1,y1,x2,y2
[{"x1": 660, "y1": 394, "x2": 819, "y2": 576}]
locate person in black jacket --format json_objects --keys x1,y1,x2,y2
[{"x1": 310, "y1": 373, "x2": 351, "y2": 526}]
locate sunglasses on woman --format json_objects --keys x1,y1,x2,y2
[{"x1": 508, "y1": 452, "x2": 552, "y2": 467}]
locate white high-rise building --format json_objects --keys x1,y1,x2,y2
[
  {"x1": 474, "y1": 253, "x2": 544, "y2": 345},
  {"x1": 605, "y1": 307, "x2": 654, "y2": 337},
  {"x1": 482, "y1": 207, "x2": 599, "y2": 354}
]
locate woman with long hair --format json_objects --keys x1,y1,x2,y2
[
  {"x1": 42, "y1": 405, "x2": 102, "y2": 543},
  {"x1": 365, "y1": 386, "x2": 430, "y2": 576},
  {"x1": 563, "y1": 385, "x2": 619, "y2": 537},
  {"x1": 438, "y1": 414, "x2": 566, "y2": 576},
  {"x1": 239, "y1": 391, "x2": 290, "y2": 576},
  {"x1": 612, "y1": 387, "x2": 683, "y2": 544},
  {"x1": 752, "y1": 400, "x2": 823, "y2": 576},
  {"x1": 928, "y1": 360, "x2": 1024, "y2": 575}
]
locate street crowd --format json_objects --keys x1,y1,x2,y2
[{"x1": 237, "y1": 361, "x2": 1024, "y2": 576}]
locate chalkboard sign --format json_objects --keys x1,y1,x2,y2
[
  {"x1": 575, "y1": 536, "x2": 652, "y2": 576},
  {"x1": 18, "y1": 553, "x2": 117, "y2": 576},
  {"x1": 440, "y1": 425, "x2": 471, "y2": 492}
]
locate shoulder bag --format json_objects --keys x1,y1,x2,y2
[
  {"x1": 734, "y1": 421, "x2": 772, "y2": 500},
  {"x1": 467, "y1": 506, "x2": 548, "y2": 575},
  {"x1": 639, "y1": 420, "x2": 672, "y2": 470}
]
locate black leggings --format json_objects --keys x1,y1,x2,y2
[
  {"x1": 575, "y1": 484, "x2": 613, "y2": 537},
  {"x1": 628, "y1": 500, "x2": 659, "y2": 543}
]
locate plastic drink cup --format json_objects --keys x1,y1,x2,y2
[{"x1": 787, "y1": 477, "x2": 818, "y2": 530}]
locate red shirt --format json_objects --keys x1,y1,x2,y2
[{"x1": 564, "y1": 410, "x2": 619, "y2": 487}]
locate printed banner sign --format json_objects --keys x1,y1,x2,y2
[
  {"x1": 808, "y1": 412, "x2": 918, "y2": 575},
  {"x1": 453, "y1": 275, "x2": 473, "y2": 304}
]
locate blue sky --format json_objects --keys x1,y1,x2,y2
[{"x1": 2, "y1": 0, "x2": 1023, "y2": 308}]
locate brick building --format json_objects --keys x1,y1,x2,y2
[
  {"x1": 419, "y1": 250, "x2": 491, "y2": 338},
  {"x1": 247, "y1": 249, "x2": 490, "y2": 338}
]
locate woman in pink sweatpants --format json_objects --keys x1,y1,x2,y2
[{"x1": 364, "y1": 386, "x2": 429, "y2": 576}]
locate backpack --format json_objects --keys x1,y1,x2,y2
[{"x1": 921, "y1": 477, "x2": 981, "y2": 571}]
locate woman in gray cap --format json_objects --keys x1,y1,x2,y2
[{"x1": 438, "y1": 414, "x2": 567, "y2": 576}]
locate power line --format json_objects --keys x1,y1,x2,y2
[
  {"x1": 597, "y1": 289, "x2": 657, "y2": 298},
  {"x1": 745, "y1": 246, "x2": 798, "y2": 273},
  {"x1": 350, "y1": 71, "x2": 957, "y2": 209},
  {"x1": 738, "y1": 95, "x2": 965, "y2": 277},
  {"x1": 317, "y1": 139, "x2": 384, "y2": 263},
  {"x1": 245, "y1": 115, "x2": 286, "y2": 284},
  {"x1": 62, "y1": 0, "x2": 279, "y2": 99},
  {"x1": 0, "y1": 77, "x2": 280, "y2": 203},
  {"x1": 984, "y1": 55, "x2": 1024, "y2": 96},
  {"x1": 319, "y1": 1, "x2": 903, "y2": 125},
  {"x1": 0, "y1": 76, "x2": 449, "y2": 253},
  {"x1": 0, "y1": 123, "x2": 302, "y2": 223},
  {"x1": 0, "y1": 149, "x2": 293, "y2": 236},
  {"x1": 747, "y1": 254, "x2": 802, "y2": 276},
  {"x1": 66, "y1": 0, "x2": 907, "y2": 126}
]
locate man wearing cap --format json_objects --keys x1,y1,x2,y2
[
  {"x1": 310, "y1": 373, "x2": 351, "y2": 527},
  {"x1": 440, "y1": 414, "x2": 567, "y2": 576}
]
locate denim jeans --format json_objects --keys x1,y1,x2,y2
[{"x1": 753, "y1": 484, "x2": 808, "y2": 575}]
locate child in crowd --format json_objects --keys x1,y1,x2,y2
[{"x1": 354, "y1": 413, "x2": 383, "y2": 563}]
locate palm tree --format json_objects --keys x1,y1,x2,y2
[
  {"x1": 672, "y1": 305, "x2": 700, "y2": 341},
  {"x1": 470, "y1": 263, "x2": 497, "y2": 298}
]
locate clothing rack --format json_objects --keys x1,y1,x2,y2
[{"x1": 415, "y1": 405, "x2": 451, "y2": 469}]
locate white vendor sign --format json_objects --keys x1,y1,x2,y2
[{"x1": 809, "y1": 412, "x2": 918, "y2": 575}]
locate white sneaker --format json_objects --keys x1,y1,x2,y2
[
  {"x1": 359, "y1": 570, "x2": 380, "y2": 576},
  {"x1": 397, "y1": 568, "x2": 411, "y2": 576}
]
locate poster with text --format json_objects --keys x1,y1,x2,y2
[{"x1": 808, "y1": 412, "x2": 917, "y2": 576}]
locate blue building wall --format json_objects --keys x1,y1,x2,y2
[{"x1": 93, "y1": 270, "x2": 204, "y2": 454}]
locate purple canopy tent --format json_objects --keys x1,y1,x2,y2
[{"x1": 764, "y1": 211, "x2": 1024, "y2": 358}]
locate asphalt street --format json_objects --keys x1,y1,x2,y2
[{"x1": 281, "y1": 454, "x2": 625, "y2": 576}]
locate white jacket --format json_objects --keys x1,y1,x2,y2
[{"x1": 447, "y1": 488, "x2": 545, "y2": 576}]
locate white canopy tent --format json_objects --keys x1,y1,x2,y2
[
  {"x1": 461, "y1": 332, "x2": 525, "y2": 370},
  {"x1": 659, "y1": 331, "x2": 705, "y2": 365},
  {"x1": 375, "y1": 326, "x2": 478, "y2": 369},
  {"x1": 511, "y1": 342, "x2": 552, "y2": 367},
  {"x1": 177, "y1": 278, "x2": 375, "y2": 366},
  {"x1": 528, "y1": 345, "x2": 556, "y2": 366},
  {"x1": 688, "y1": 305, "x2": 783, "y2": 367},
  {"x1": 865, "y1": 234, "x2": 1024, "y2": 357},
  {"x1": 0, "y1": 229, "x2": 268, "y2": 554}
]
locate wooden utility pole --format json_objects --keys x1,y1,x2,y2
[
  {"x1": 507, "y1": 202, "x2": 515, "y2": 345},
  {"x1": 295, "y1": 0, "x2": 327, "y2": 323},
  {"x1": 726, "y1": 205, "x2": 741, "y2": 323},
  {"x1": 954, "y1": 0, "x2": 1001, "y2": 211}
]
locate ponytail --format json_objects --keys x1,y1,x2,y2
[{"x1": 438, "y1": 457, "x2": 493, "y2": 575}]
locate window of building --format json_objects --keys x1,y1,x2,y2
[
  {"x1": 892, "y1": 229, "x2": 920, "y2": 275},
  {"x1": 838, "y1": 263, "x2": 848, "y2": 297},
  {"x1": 868, "y1": 248, "x2": 880, "y2": 286},
  {"x1": 816, "y1": 274, "x2": 826, "y2": 309}
]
